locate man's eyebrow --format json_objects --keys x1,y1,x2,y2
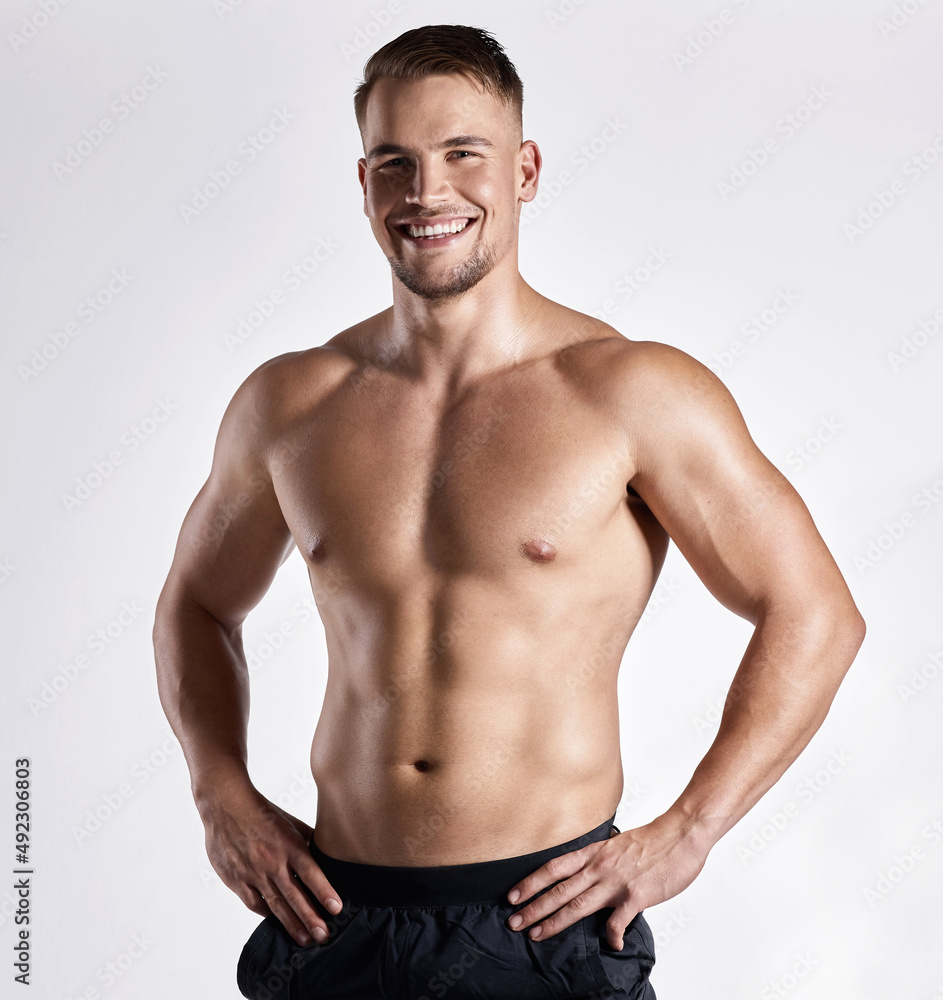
[
  {"x1": 440, "y1": 135, "x2": 495, "y2": 150},
  {"x1": 366, "y1": 135, "x2": 496, "y2": 161}
]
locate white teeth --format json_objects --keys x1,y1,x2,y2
[{"x1": 406, "y1": 220, "x2": 469, "y2": 238}]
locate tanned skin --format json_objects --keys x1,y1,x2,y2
[{"x1": 154, "y1": 72, "x2": 865, "y2": 952}]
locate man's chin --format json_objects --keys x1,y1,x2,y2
[
  {"x1": 388, "y1": 251, "x2": 497, "y2": 301},
  {"x1": 394, "y1": 276, "x2": 479, "y2": 301}
]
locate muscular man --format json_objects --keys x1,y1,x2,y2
[{"x1": 154, "y1": 24, "x2": 865, "y2": 1000}]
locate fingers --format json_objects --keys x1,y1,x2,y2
[
  {"x1": 259, "y1": 883, "x2": 317, "y2": 946},
  {"x1": 605, "y1": 905, "x2": 639, "y2": 951},
  {"x1": 508, "y1": 875, "x2": 599, "y2": 940},
  {"x1": 257, "y1": 854, "x2": 344, "y2": 947},
  {"x1": 293, "y1": 853, "x2": 345, "y2": 920},
  {"x1": 243, "y1": 885, "x2": 269, "y2": 917},
  {"x1": 506, "y1": 846, "x2": 589, "y2": 907}
]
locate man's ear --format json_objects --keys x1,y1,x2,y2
[
  {"x1": 518, "y1": 140, "x2": 541, "y2": 204},
  {"x1": 358, "y1": 158, "x2": 368, "y2": 214}
]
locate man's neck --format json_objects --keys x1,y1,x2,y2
[{"x1": 384, "y1": 270, "x2": 547, "y2": 394}]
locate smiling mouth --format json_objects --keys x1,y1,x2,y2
[{"x1": 397, "y1": 218, "x2": 476, "y2": 242}]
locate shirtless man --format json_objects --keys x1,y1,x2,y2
[{"x1": 153, "y1": 24, "x2": 865, "y2": 1000}]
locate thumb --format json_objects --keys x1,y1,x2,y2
[{"x1": 605, "y1": 904, "x2": 638, "y2": 950}]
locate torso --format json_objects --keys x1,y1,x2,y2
[{"x1": 263, "y1": 305, "x2": 669, "y2": 864}]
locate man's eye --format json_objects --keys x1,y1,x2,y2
[
  {"x1": 381, "y1": 158, "x2": 408, "y2": 168},
  {"x1": 452, "y1": 151, "x2": 474, "y2": 158}
]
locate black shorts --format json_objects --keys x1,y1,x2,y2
[{"x1": 237, "y1": 812, "x2": 656, "y2": 999}]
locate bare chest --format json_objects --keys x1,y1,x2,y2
[{"x1": 271, "y1": 373, "x2": 639, "y2": 582}]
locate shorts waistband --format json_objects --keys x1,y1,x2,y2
[{"x1": 308, "y1": 812, "x2": 618, "y2": 907}]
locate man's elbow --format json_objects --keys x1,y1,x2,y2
[
  {"x1": 771, "y1": 590, "x2": 866, "y2": 660},
  {"x1": 840, "y1": 603, "x2": 867, "y2": 655},
  {"x1": 817, "y1": 595, "x2": 866, "y2": 671}
]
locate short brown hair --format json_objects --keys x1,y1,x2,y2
[{"x1": 354, "y1": 24, "x2": 524, "y2": 141}]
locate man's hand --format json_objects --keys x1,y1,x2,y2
[
  {"x1": 505, "y1": 812, "x2": 708, "y2": 950},
  {"x1": 200, "y1": 778, "x2": 343, "y2": 947}
]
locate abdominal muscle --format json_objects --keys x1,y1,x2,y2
[{"x1": 307, "y1": 576, "x2": 634, "y2": 866}]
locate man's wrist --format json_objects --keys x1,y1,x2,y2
[
  {"x1": 659, "y1": 799, "x2": 729, "y2": 858},
  {"x1": 190, "y1": 755, "x2": 253, "y2": 817}
]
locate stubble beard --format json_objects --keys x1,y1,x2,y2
[{"x1": 386, "y1": 232, "x2": 499, "y2": 301}]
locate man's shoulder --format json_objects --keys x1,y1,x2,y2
[
  {"x1": 552, "y1": 309, "x2": 724, "y2": 408},
  {"x1": 234, "y1": 314, "x2": 387, "y2": 414},
  {"x1": 243, "y1": 344, "x2": 354, "y2": 394}
]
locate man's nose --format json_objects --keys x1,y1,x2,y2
[{"x1": 405, "y1": 159, "x2": 450, "y2": 205}]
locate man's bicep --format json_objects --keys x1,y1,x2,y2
[
  {"x1": 160, "y1": 376, "x2": 295, "y2": 630},
  {"x1": 628, "y1": 354, "x2": 847, "y2": 623}
]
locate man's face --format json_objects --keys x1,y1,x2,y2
[{"x1": 358, "y1": 73, "x2": 535, "y2": 301}]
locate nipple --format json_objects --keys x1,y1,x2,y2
[
  {"x1": 522, "y1": 538, "x2": 557, "y2": 563},
  {"x1": 307, "y1": 537, "x2": 327, "y2": 563}
]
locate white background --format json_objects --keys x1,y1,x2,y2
[{"x1": 2, "y1": 0, "x2": 942, "y2": 997}]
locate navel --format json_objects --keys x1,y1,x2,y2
[
  {"x1": 413, "y1": 759, "x2": 430, "y2": 772},
  {"x1": 522, "y1": 538, "x2": 557, "y2": 563}
]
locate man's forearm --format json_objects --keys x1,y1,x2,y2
[
  {"x1": 666, "y1": 600, "x2": 866, "y2": 854},
  {"x1": 153, "y1": 594, "x2": 254, "y2": 811}
]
